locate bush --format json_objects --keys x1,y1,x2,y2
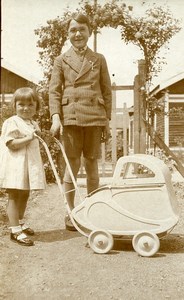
[
  {"x1": 39, "y1": 130, "x2": 65, "y2": 183},
  {"x1": 0, "y1": 103, "x2": 14, "y2": 130}
]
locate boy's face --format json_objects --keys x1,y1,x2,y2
[
  {"x1": 16, "y1": 99, "x2": 37, "y2": 120},
  {"x1": 68, "y1": 19, "x2": 90, "y2": 49}
]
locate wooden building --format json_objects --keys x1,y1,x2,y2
[
  {"x1": 0, "y1": 60, "x2": 39, "y2": 103},
  {"x1": 150, "y1": 72, "x2": 184, "y2": 150}
]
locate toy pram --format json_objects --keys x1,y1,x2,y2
[{"x1": 36, "y1": 135, "x2": 179, "y2": 257}]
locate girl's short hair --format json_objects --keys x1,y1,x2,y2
[
  {"x1": 67, "y1": 13, "x2": 92, "y2": 34},
  {"x1": 11, "y1": 87, "x2": 41, "y2": 111}
]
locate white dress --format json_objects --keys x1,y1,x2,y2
[{"x1": 0, "y1": 115, "x2": 46, "y2": 190}]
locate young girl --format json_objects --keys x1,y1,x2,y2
[{"x1": 0, "y1": 87, "x2": 46, "y2": 246}]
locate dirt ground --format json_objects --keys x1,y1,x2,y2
[{"x1": 0, "y1": 178, "x2": 184, "y2": 300}]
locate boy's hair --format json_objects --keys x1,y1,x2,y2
[
  {"x1": 11, "y1": 87, "x2": 41, "y2": 111},
  {"x1": 67, "y1": 13, "x2": 92, "y2": 34}
]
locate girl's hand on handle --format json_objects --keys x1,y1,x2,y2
[
  {"x1": 7, "y1": 131, "x2": 35, "y2": 150},
  {"x1": 34, "y1": 129, "x2": 42, "y2": 137},
  {"x1": 27, "y1": 131, "x2": 36, "y2": 141}
]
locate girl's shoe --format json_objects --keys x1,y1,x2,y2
[
  {"x1": 22, "y1": 227, "x2": 35, "y2": 236},
  {"x1": 10, "y1": 231, "x2": 34, "y2": 246}
]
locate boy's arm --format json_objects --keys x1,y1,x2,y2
[
  {"x1": 49, "y1": 57, "x2": 64, "y2": 118},
  {"x1": 49, "y1": 57, "x2": 64, "y2": 136},
  {"x1": 100, "y1": 54, "x2": 112, "y2": 120}
]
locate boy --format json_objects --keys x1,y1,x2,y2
[{"x1": 49, "y1": 13, "x2": 112, "y2": 230}]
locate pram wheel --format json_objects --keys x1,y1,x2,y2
[
  {"x1": 88, "y1": 230, "x2": 114, "y2": 254},
  {"x1": 132, "y1": 231, "x2": 160, "y2": 257}
]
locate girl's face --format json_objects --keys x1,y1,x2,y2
[
  {"x1": 68, "y1": 19, "x2": 90, "y2": 49},
  {"x1": 15, "y1": 99, "x2": 37, "y2": 120}
]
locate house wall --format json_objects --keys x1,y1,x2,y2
[
  {"x1": 156, "y1": 113, "x2": 164, "y2": 140},
  {"x1": 169, "y1": 101, "x2": 184, "y2": 147},
  {"x1": 155, "y1": 94, "x2": 184, "y2": 148}
]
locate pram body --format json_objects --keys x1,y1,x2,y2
[{"x1": 38, "y1": 135, "x2": 179, "y2": 257}]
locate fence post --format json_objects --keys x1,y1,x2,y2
[
  {"x1": 139, "y1": 60, "x2": 147, "y2": 154},
  {"x1": 164, "y1": 91, "x2": 169, "y2": 146},
  {"x1": 111, "y1": 82, "x2": 117, "y2": 171},
  {"x1": 134, "y1": 74, "x2": 140, "y2": 154},
  {"x1": 134, "y1": 60, "x2": 146, "y2": 154},
  {"x1": 123, "y1": 103, "x2": 129, "y2": 156}
]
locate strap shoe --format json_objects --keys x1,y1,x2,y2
[
  {"x1": 22, "y1": 227, "x2": 35, "y2": 236},
  {"x1": 10, "y1": 231, "x2": 34, "y2": 246}
]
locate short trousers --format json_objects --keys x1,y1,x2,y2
[{"x1": 62, "y1": 125, "x2": 103, "y2": 159}]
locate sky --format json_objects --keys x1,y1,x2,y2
[{"x1": 1, "y1": 0, "x2": 184, "y2": 107}]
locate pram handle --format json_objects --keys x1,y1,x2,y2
[{"x1": 34, "y1": 133, "x2": 88, "y2": 237}]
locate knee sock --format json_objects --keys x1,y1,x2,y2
[
  {"x1": 10, "y1": 225, "x2": 22, "y2": 233},
  {"x1": 19, "y1": 219, "x2": 29, "y2": 230}
]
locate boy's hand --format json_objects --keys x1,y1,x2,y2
[
  {"x1": 50, "y1": 114, "x2": 62, "y2": 136},
  {"x1": 101, "y1": 120, "x2": 111, "y2": 143}
]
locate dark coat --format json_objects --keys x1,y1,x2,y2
[{"x1": 49, "y1": 47, "x2": 112, "y2": 126}]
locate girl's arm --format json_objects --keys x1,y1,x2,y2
[{"x1": 6, "y1": 133, "x2": 35, "y2": 150}]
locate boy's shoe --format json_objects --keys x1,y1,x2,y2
[
  {"x1": 10, "y1": 232, "x2": 34, "y2": 246},
  {"x1": 22, "y1": 227, "x2": 35, "y2": 236},
  {"x1": 64, "y1": 215, "x2": 77, "y2": 231}
]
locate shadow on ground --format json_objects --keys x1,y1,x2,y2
[{"x1": 33, "y1": 229, "x2": 81, "y2": 243}]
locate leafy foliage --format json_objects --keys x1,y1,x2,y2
[
  {"x1": 38, "y1": 131, "x2": 65, "y2": 183},
  {"x1": 0, "y1": 104, "x2": 14, "y2": 130},
  {"x1": 35, "y1": 17, "x2": 69, "y2": 88},
  {"x1": 119, "y1": 5, "x2": 181, "y2": 82},
  {"x1": 35, "y1": 93, "x2": 65, "y2": 183}
]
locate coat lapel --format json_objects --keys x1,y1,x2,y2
[
  {"x1": 63, "y1": 48, "x2": 81, "y2": 74},
  {"x1": 77, "y1": 49, "x2": 98, "y2": 80},
  {"x1": 63, "y1": 47, "x2": 98, "y2": 82}
]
